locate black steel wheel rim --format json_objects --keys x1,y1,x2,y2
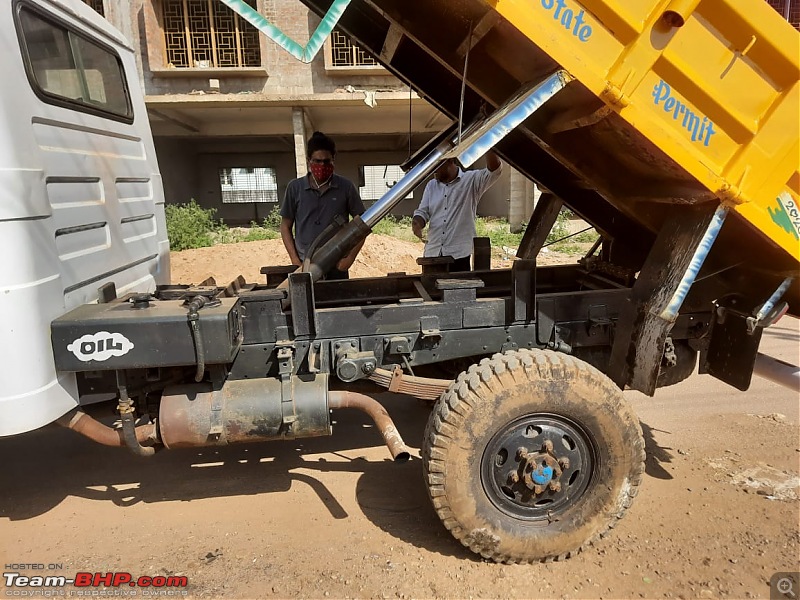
[{"x1": 480, "y1": 414, "x2": 597, "y2": 521}]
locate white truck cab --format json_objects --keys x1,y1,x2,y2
[{"x1": 0, "y1": 0, "x2": 169, "y2": 436}]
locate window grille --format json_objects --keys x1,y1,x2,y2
[
  {"x1": 220, "y1": 168, "x2": 278, "y2": 204},
  {"x1": 330, "y1": 30, "x2": 377, "y2": 67},
  {"x1": 81, "y1": 0, "x2": 104, "y2": 16},
  {"x1": 359, "y1": 166, "x2": 412, "y2": 202},
  {"x1": 766, "y1": 0, "x2": 799, "y2": 28},
  {"x1": 162, "y1": 0, "x2": 261, "y2": 68}
]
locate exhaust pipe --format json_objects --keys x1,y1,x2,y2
[
  {"x1": 753, "y1": 353, "x2": 800, "y2": 391},
  {"x1": 328, "y1": 391, "x2": 411, "y2": 463},
  {"x1": 58, "y1": 380, "x2": 413, "y2": 463},
  {"x1": 57, "y1": 409, "x2": 157, "y2": 448}
]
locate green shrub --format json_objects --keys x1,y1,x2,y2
[
  {"x1": 165, "y1": 200, "x2": 223, "y2": 251},
  {"x1": 219, "y1": 222, "x2": 280, "y2": 244},
  {"x1": 571, "y1": 229, "x2": 600, "y2": 244},
  {"x1": 474, "y1": 217, "x2": 524, "y2": 250},
  {"x1": 371, "y1": 215, "x2": 396, "y2": 236},
  {"x1": 262, "y1": 204, "x2": 282, "y2": 230},
  {"x1": 241, "y1": 222, "x2": 279, "y2": 242},
  {"x1": 164, "y1": 200, "x2": 595, "y2": 257},
  {"x1": 545, "y1": 209, "x2": 571, "y2": 245},
  {"x1": 372, "y1": 215, "x2": 417, "y2": 242},
  {"x1": 473, "y1": 211, "x2": 597, "y2": 256},
  {"x1": 549, "y1": 242, "x2": 582, "y2": 254},
  {"x1": 544, "y1": 209, "x2": 600, "y2": 253},
  {"x1": 474, "y1": 217, "x2": 491, "y2": 238}
]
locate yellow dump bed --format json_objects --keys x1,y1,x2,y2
[
  {"x1": 491, "y1": 0, "x2": 800, "y2": 260},
  {"x1": 301, "y1": 0, "x2": 799, "y2": 308}
]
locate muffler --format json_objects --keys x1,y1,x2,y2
[
  {"x1": 159, "y1": 376, "x2": 331, "y2": 447},
  {"x1": 158, "y1": 375, "x2": 411, "y2": 461}
]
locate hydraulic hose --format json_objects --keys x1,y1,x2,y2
[
  {"x1": 186, "y1": 295, "x2": 209, "y2": 382},
  {"x1": 117, "y1": 378, "x2": 157, "y2": 457},
  {"x1": 120, "y1": 409, "x2": 157, "y2": 457}
]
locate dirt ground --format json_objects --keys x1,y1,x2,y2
[
  {"x1": 1, "y1": 241, "x2": 798, "y2": 600},
  {"x1": 167, "y1": 235, "x2": 577, "y2": 285}
]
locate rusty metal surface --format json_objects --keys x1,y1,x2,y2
[
  {"x1": 517, "y1": 193, "x2": 564, "y2": 260},
  {"x1": 328, "y1": 391, "x2": 411, "y2": 462},
  {"x1": 56, "y1": 409, "x2": 156, "y2": 448},
  {"x1": 368, "y1": 367, "x2": 451, "y2": 401},
  {"x1": 159, "y1": 377, "x2": 330, "y2": 448},
  {"x1": 608, "y1": 203, "x2": 720, "y2": 394},
  {"x1": 517, "y1": 441, "x2": 565, "y2": 495}
]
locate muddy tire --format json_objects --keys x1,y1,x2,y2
[{"x1": 422, "y1": 349, "x2": 645, "y2": 563}]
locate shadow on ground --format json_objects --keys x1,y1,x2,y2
[
  {"x1": 640, "y1": 421, "x2": 675, "y2": 480},
  {"x1": 0, "y1": 392, "x2": 473, "y2": 559},
  {"x1": 0, "y1": 396, "x2": 675, "y2": 561}
]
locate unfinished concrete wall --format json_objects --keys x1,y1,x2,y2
[
  {"x1": 156, "y1": 137, "x2": 434, "y2": 224},
  {"x1": 154, "y1": 138, "x2": 199, "y2": 205},
  {"x1": 124, "y1": 0, "x2": 404, "y2": 97},
  {"x1": 107, "y1": 1, "x2": 513, "y2": 223}
]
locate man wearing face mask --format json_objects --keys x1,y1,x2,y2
[
  {"x1": 280, "y1": 131, "x2": 366, "y2": 280},
  {"x1": 411, "y1": 151, "x2": 502, "y2": 272}
]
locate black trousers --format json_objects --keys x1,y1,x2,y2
[{"x1": 450, "y1": 255, "x2": 471, "y2": 273}]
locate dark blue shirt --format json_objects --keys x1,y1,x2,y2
[{"x1": 280, "y1": 173, "x2": 365, "y2": 259}]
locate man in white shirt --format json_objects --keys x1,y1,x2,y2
[{"x1": 411, "y1": 151, "x2": 502, "y2": 271}]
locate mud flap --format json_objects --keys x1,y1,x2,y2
[{"x1": 701, "y1": 309, "x2": 763, "y2": 392}]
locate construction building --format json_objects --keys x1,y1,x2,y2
[
  {"x1": 78, "y1": 0, "x2": 797, "y2": 229},
  {"x1": 74, "y1": 0, "x2": 545, "y2": 228}
]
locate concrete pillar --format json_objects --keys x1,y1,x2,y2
[
  {"x1": 105, "y1": 2, "x2": 145, "y2": 91},
  {"x1": 524, "y1": 178, "x2": 541, "y2": 224},
  {"x1": 509, "y1": 168, "x2": 527, "y2": 233},
  {"x1": 524, "y1": 177, "x2": 533, "y2": 225},
  {"x1": 292, "y1": 107, "x2": 307, "y2": 179}
]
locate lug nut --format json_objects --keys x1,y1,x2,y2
[
  {"x1": 549, "y1": 481, "x2": 562, "y2": 492},
  {"x1": 516, "y1": 447, "x2": 529, "y2": 460},
  {"x1": 542, "y1": 439, "x2": 554, "y2": 453},
  {"x1": 558, "y1": 457, "x2": 570, "y2": 469},
  {"x1": 507, "y1": 471, "x2": 519, "y2": 484}
]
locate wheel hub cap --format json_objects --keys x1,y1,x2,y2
[{"x1": 481, "y1": 415, "x2": 595, "y2": 520}]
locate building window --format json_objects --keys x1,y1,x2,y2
[
  {"x1": 162, "y1": 0, "x2": 261, "y2": 68},
  {"x1": 82, "y1": 0, "x2": 104, "y2": 16},
  {"x1": 330, "y1": 30, "x2": 377, "y2": 67},
  {"x1": 359, "y1": 166, "x2": 412, "y2": 202},
  {"x1": 766, "y1": 0, "x2": 800, "y2": 28},
  {"x1": 16, "y1": 6, "x2": 132, "y2": 122},
  {"x1": 220, "y1": 168, "x2": 278, "y2": 203}
]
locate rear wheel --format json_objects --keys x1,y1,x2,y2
[{"x1": 422, "y1": 349, "x2": 644, "y2": 563}]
